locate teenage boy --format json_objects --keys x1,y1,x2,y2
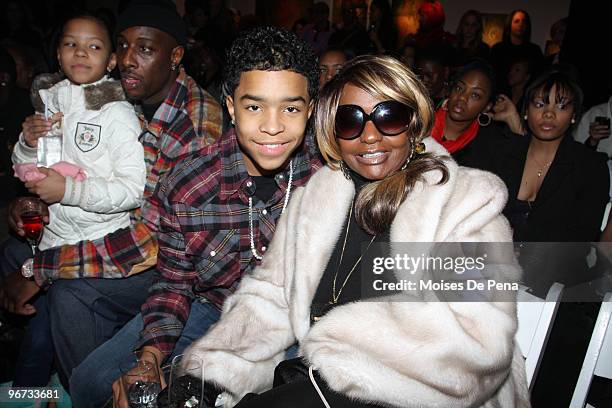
[{"x1": 67, "y1": 26, "x2": 321, "y2": 408}]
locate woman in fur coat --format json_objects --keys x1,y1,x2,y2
[{"x1": 182, "y1": 55, "x2": 530, "y2": 408}]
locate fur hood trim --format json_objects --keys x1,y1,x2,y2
[{"x1": 30, "y1": 73, "x2": 126, "y2": 112}]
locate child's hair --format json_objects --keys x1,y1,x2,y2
[
  {"x1": 222, "y1": 26, "x2": 319, "y2": 101},
  {"x1": 60, "y1": 14, "x2": 114, "y2": 49}
]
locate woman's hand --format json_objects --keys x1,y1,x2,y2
[
  {"x1": 25, "y1": 168, "x2": 66, "y2": 204},
  {"x1": 22, "y1": 112, "x2": 63, "y2": 148},
  {"x1": 491, "y1": 94, "x2": 524, "y2": 135}
]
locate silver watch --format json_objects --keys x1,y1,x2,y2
[{"x1": 21, "y1": 258, "x2": 34, "y2": 279}]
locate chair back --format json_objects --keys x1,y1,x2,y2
[
  {"x1": 516, "y1": 282, "x2": 564, "y2": 389},
  {"x1": 570, "y1": 292, "x2": 612, "y2": 408}
]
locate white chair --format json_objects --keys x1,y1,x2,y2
[
  {"x1": 601, "y1": 201, "x2": 611, "y2": 231},
  {"x1": 570, "y1": 292, "x2": 612, "y2": 408},
  {"x1": 515, "y1": 282, "x2": 564, "y2": 389}
]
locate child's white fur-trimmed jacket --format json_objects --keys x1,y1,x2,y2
[{"x1": 12, "y1": 75, "x2": 145, "y2": 250}]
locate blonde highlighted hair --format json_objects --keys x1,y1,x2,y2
[{"x1": 315, "y1": 55, "x2": 449, "y2": 235}]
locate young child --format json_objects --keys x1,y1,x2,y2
[
  {"x1": 12, "y1": 15, "x2": 145, "y2": 251},
  {"x1": 9, "y1": 15, "x2": 145, "y2": 391}
]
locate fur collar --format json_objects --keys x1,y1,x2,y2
[
  {"x1": 30, "y1": 73, "x2": 127, "y2": 112},
  {"x1": 286, "y1": 138, "x2": 511, "y2": 340}
]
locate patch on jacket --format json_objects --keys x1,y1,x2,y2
[{"x1": 75, "y1": 122, "x2": 101, "y2": 152}]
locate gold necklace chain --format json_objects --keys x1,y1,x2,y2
[
  {"x1": 332, "y1": 198, "x2": 376, "y2": 304},
  {"x1": 528, "y1": 148, "x2": 553, "y2": 177}
]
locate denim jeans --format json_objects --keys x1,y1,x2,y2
[
  {"x1": 0, "y1": 236, "x2": 53, "y2": 386},
  {"x1": 12, "y1": 295, "x2": 54, "y2": 387},
  {"x1": 0, "y1": 235, "x2": 32, "y2": 281},
  {"x1": 68, "y1": 301, "x2": 221, "y2": 408},
  {"x1": 46, "y1": 270, "x2": 157, "y2": 389}
]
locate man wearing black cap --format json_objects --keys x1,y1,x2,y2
[{"x1": 0, "y1": 0, "x2": 222, "y2": 391}]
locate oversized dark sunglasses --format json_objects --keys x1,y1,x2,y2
[{"x1": 335, "y1": 101, "x2": 414, "y2": 140}]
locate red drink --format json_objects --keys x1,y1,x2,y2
[{"x1": 22, "y1": 211, "x2": 43, "y2": 241}]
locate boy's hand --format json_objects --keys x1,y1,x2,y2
[
  {"x1": 22, "y1": 112, "x2": 63, "y2": 148},
  {"x1": 25, "y1": 168, "x2": 66, "y2": 204}
]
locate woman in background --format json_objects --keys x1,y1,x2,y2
[
  {"x1": 490, "y1": 9, "x2": 543, "y2": 92},
  {"x1": 431, "y1": 59, "x2": 522, "y2": 164},
  {"x1": 454, "y1": 10, "x2": 490, "y2": 66},
  {"x1": 367, "y1": 0, "x2": 398, "y2": 55}
]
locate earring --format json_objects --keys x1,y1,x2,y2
[
  {"x1": 231, "y1": 118, "x2": 235, "y2": 126},
  {"x1": 477, "y1": 113, "x2": 492, "y2": 127},
  {"x1": 339, "y1": 161, "x2": 351, "y2": 180},
  {"x1": 414, "y1": 141, "x2": 426, "y2": 155},
  {"x1": 401, "y1": 140, "x2": 425, "y2": 170},
  {"x1": 171, "y1": 63, "x2": 177, "y2": 71},
  {"x1": 523, "y1": 114, "x2": 528, "y2": 120},
  {"x1": 571, "y1": 117, "x2": 576, "y2": 124}
]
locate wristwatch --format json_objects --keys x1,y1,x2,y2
[{"x1": 21, "y1": 258, "x2": 34, "y2": 279}]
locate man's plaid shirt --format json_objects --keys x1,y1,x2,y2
[
  {"x1": 138, "y1": 129, "x2": 322, "y2": 356},
  {"x1": 32, "y1": 69, "x2": 222, "y2": 286}
]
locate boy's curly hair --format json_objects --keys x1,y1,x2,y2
[{"x1": 222, "y1": 26, "x2": 319, "y2": 101}]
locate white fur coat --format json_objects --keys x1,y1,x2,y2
[{"x1": 186, "y1": 139, "x2": 530, "y2": 407}]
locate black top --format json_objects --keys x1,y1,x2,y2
[
  {"x1": 461, "y1": 129, "x2": 609, "y2": 242},
  {"x1": 460, "y1": 128, "x2": 610, "y2": 295},
  {"x1": 507, "y1": 199, "x2": 531, "y2": 235},
  {"x1": 451, "y1": 122, "x2": 514, "y2": 168},
  {"x1": 311, "y1": 170, "x2": 390, "y2": 323},
  {"x1": 252, "y1": 175, "x2": 278, "y2": 203}
]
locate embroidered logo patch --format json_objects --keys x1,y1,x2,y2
[{"x1": 74, "y1": 122, "x2": 101, "y2": 152}]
